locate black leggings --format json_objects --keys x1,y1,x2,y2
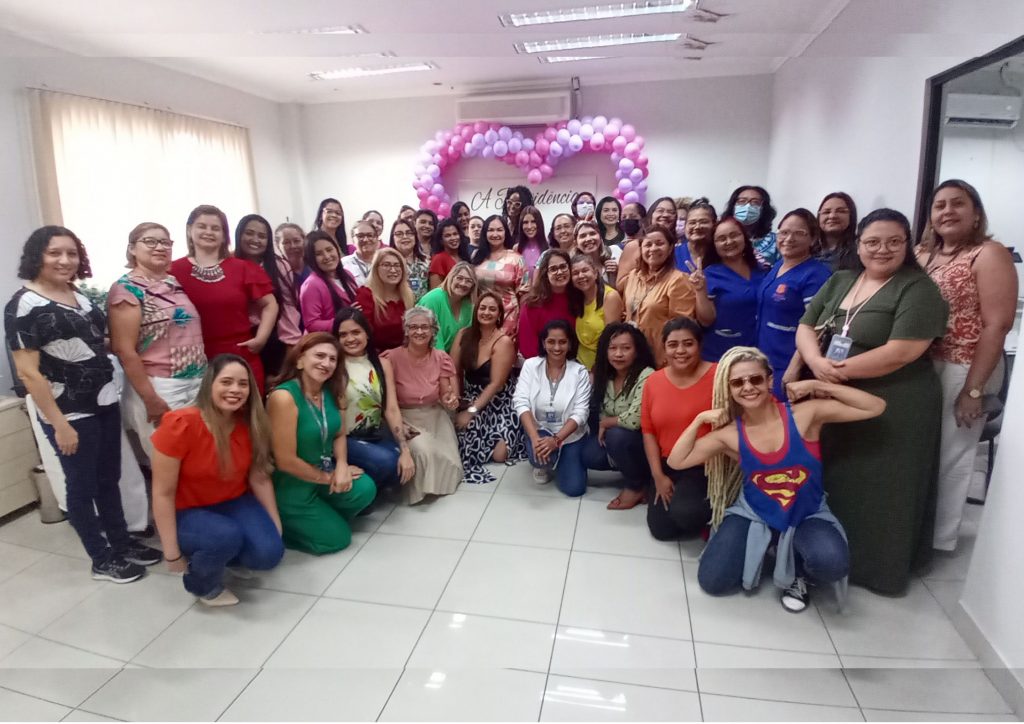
[{"x1": 647, "y1": 461, "x2": 711, "y2": 540}]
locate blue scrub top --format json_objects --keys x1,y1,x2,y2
[
  {"x1": 756, "y1": 257, "x2": 832, "y2": 396},
  {"x1": 674, "y1": 242, "x2": 695, "y2": 273},
  {"x1": 702, "y1": 264, "x2": 767, "y2": 362}
]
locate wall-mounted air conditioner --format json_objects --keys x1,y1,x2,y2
[
  {"x1": 944, "y1": 93, "x2": 1022, "y2": 129},
  {"x1": 455, "y1": 90, "x2": 572, "y2": 125}
]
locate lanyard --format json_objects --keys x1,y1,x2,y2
[
  {"x1": 841, "y1": 273, "x2": 893, "y2": 337},
  {"x1": 546, "y1": 368, "x2": 564, "y2": 407},
  {"x1": 305, "y1": 392, "x2": 330, "y2": 458}
]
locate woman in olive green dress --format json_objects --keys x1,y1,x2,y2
[{"x1": 795, "y1": 209, "x2": 948, "y2": 595}]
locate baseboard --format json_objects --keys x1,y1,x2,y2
[{"x1": 953, "y1": 600, "x2": 1024, "y2": 718}]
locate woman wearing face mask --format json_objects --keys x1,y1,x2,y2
[
  {"x1": 615, "y1": 202, "x2": 648, "y2": 280},
  {"x1": 514, "y1": 320, "x2": 592, "y2": 494},
  {"x1": 341, "y1": 221, "x2": 380, "y2": 287},
  {"x1": 548, "y1": 213, "x2": 576, "y2": 251},
  {"x1": 917, "y1": 180, "x2": 1017, "y2": 554},
  {"x1": 299, "y1": 231, "x2": 359, "y2": 335},
  {"x1": 570, "y1": 254, "x2": 623, "y2": 370},
  {"x1": 514, "y1": 205, "x2": 549, "y2": 285},
  {"x1": 798, "y1": 208, "x2": 948, "y2": 595},
  {"x1": 816, "y1": 192, "x2": 859, "y2": 272},
  {"x1": 757, "y1": 209, "x2": 832, "y2": 399},
  {"x1": 723, "y1": 185, "x2": 779, "y2": 268},
  {"x1": 452, "y1": 291, "x2": 526, "y2": 484},
  {"x1": 450, "y1": 201, "x2": 472, "y2": 236},
  {"x1": 428, "y1": 218, "x2": 471, "y2": 289},
  {"x1": 172, "y1": 205, "x2": 277, "y2": 394},
  {"x1": 582, "y1": 324, "x2": 655, "y2": 510},
  {"x1": 619, "y1": 226, "x2": 696, "y2": 367},
  {"x1": 313, "y1": 197, "x2": 351, "y2": 254},
  {"x1": 382, "y1": 307, "x2": 463, "y2": 504},
  {"x1": 391, "y1": 219, "x2": 429, "y2": 301},
  {"x1": 473, "y1": 215, "x2": 526, "y2": 339},
  {"x1": 414, "y1": 209, "x2": 438, "y2": 261},
  {"x1": 597, "y1": 196, "x2": 625, "y2": 248},
  {"x1": 518, "y1": 249, "x2": 576, "y2": 360},
  {"x1": 468, "y1": 216, "x2": 484, "y2": 253},
  {"x1": 674, "y1": 197, "x2": 692, "y2": 242},
  {"x1": 417, "y1": 262, "x2": 478, "y2": 353},
  {"x1": 353, "y1": 247, "x2": 416, "y2": 353},
  {"x1": 571, "y1": 191, "x2": 597, "y2": 223},
  {"x1": 503, "y1": 185, "x2": 535, "y2": 232},
  {"x1": 574, "y1": 221, "x2": 620, "y2": 288},
  {"x1": 700, "y1": 218, "x2": 766, "y2": 362},
  {"x1": 641, "y1": 317, "x2": 715, "y2": 539}
]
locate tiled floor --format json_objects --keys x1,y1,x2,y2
[{"x1": 0, "y1": 464, "x2": 1016, "y2": 722}]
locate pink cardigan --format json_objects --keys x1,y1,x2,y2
[{"x1": 299, "y1": 273, "x2": 354, "y2": 332}]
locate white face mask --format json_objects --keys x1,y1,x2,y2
[{"x1": 577, "y1": 202, "x2": 594, "y2": 218}]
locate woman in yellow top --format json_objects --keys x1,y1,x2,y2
[
  {"x1": 569, "y1": 254, "x2": 623, "y2": 369},
  {"x1": 618, "y1": 225, "x2": 696, "y2": 367}
]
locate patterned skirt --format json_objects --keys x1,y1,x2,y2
[{"x1": 457, "y1": 377, "x2": 527, "y2": 484}]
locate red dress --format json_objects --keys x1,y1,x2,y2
[
  {"x1": 355, "y1": 285, "x2": 407, "y2": 352},
  {"x1": 171, "y1": 257, "x2": 274, "y2": 391}
]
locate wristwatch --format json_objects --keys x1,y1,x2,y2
[
  {"x1": 467, "y1": 405, "x2": 479, "y2": 415},
  {"x1": 967, "y1": 387, "x2": 982, "y2": 399}
]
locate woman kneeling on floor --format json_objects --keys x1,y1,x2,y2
[
  {"x1": 268, "y1": 333, "x2": 376, "y2": 554},
  {"x1": 152, "y1": 354, "x2": 285, "y2": 607},
  {"x1": 667, "y1": 347, "x2": 884, "y2": 612}
]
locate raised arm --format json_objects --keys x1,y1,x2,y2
[
  {"x1": 667, "y1": 410, "x2": 733, "y2": 470},
  {"x1": 786, "y1": 379, "x2": 886, "y2": 436}
]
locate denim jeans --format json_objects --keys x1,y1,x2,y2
[
  {"x1": 698, "y1": 514, "x2": 850, "y2": 595},
  {"x1": 42, "y1": 405, "x2": 132, "y2": 564},
  {"x1": 580, "y1": 427, "x2": 650, "y2": 491},
  {"x1": 647, "y1": 462, "x2": 711, "y2": 540},
  {"x1": 176, "y1": 493, "x2": 284, "y2": 597},
  {"x1": 525, "y1": 429, "x2": 588, "y2": 497},
  {"x1": 347, "y1": 436, "x2": 401, "y2": 489}
]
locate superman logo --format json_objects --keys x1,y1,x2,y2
[{"x1": 750, "y1": 466, "x2": 810, "y2": 510}]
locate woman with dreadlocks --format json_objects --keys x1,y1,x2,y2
[{"x1": 666, "y1": 347, "x2": 884, "y2": 612}]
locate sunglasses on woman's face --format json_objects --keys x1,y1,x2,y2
[{"x1": 728, "y1": 374, "x2": 767, "y2": 390}]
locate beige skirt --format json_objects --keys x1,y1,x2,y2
[{"x1": 401, "y1": 405, "x2": 464, "y2": 504}]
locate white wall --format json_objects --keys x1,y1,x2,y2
[{"x1": 299, "y1": 74, "x2": 775, "y2": 229}]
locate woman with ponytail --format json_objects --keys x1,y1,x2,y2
[{"x1": 666, "y1": 347, "x2": 885, "y2": 612}]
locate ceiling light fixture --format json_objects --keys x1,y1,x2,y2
[
  {"x1": 500, "y1": 0, "x2": 694, "y2": 27},
  {"x1": 309, "y1": 62, "x2": 438, "y2": 81},
  {"x1": 275, "y1": 24, "x2": 366, "y2": 35},
  {"x1": 514, "y1": 32, "x2": 681, "y2": 54},
  {"x1": 538, "y1": 55, "x2": 610, "y2": 64}
]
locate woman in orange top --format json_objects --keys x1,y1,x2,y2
[
  {"x1": 619, "y1": 225, "x2": 696, "y2": 367},
  {"x1": 151, "y1": 354, "x2": 283, "y2": 607},
  {"x1": 641, "y1": 317, "x2": 716, "y2": 540}
]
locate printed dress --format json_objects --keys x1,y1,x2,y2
[
  {"x1": 475, "y1": 251, "x2": 526, "y2": 339},
  {"x1": 457, "y1": 358, "x2": 526, "y2": 484}
]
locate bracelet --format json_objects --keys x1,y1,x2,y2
[{"x1": 164, "y1": 554, "x2": 182, "y2": 562}]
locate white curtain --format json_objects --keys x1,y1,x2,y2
[{"x1": 28, "y1": 89, "x2": 258, "y2": 287}]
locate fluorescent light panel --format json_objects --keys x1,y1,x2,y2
[
  {"x1": 309, "y1": 62, "x2": 437, "y2": 81},
  {"x1": 538, "y1": 55, "x2": 610, "y2": 64},
  {"x1": 277, "y1": 24, "x2": 366, "y2": 35},
  {"x1": 501, "y1": 0, "x2": 693, "y2": 27},
  {"x1": 514, "y1": 32, "x2": 681, "y2": 54}
]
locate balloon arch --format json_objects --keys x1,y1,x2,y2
[{"x1": 411, "y1": 116, "x2": 650, "y2": 217}]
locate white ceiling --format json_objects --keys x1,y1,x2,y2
[{"x1": 0, "y1": 0, "x2": 1019, "y2": 103}]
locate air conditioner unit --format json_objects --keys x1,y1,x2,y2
[
  {"x1": 455, "y1": 90, "x2": 572, "y2": 125},
  {"x1": 944, "y1": 93, "x2": 1022, "y2": 129}
]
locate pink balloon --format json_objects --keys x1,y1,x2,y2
[
  {"x1": 624, "y1": 191, "x2": 640, "y2": 204},
  {"x1": 416, "y1": 187, "x2": 429, "y2": 200},
  {"x1": 442, "y1": 131, "x2": 453, "y2": 142},
  {"x1": 515, "y1": 150, "x2": 530, "y2": 166},
  {"x1": 473, "y1": 121, "x2": 488, "y2": 133},
  {"x1": 437, "y1": 156, "x2": 448, "y2": 170},
  {"x1": 589, "y1": 133, "x2": 605, "y2": 151},
  {"x1": 633, "y1": 135, "x2": 645, "y2": 148},
  {"x1": 419, "y1": 173, "x2": 433, "y2": 187},
  {"x1": 613, "y1": 188, "x2": 625, "y2": 201},
  {"x1": 461, "y1": 127, "x2": 473, "y2": 140},
  {"x1": 544, "y1": 127, "x2": 557, "y2": 142},
  {"x1": 637, "y1": 154, "x2": 649, "y2": 168},
  {"x1": 426, "y1": 195, "x2": 441, "y2": 211},
  {"x1": 640, "y1": 166, "x2": 649, "y2": 179},
  {"x1": 431, "y1": 183, "x2": 445, "y2": 196},
  {"x1": 536, "y1": 138, "x2": 550, "y2": 156},
  {"x1": 612, "y1": 135, "x2": 628, "y2": 153},
  {"x1": 624, "y1": 142, "x2": 640, "y2": 160},
  {"x1": 439, "y1": 203, "x2": 451, "y2": 217},
  {"x1": 529, "y1": 151, "x2": 543, "y2": 166},
  {"x1": 448, "y1": 145, "x2": 461, "y2": 160},
  {"x1": 527, "y1": 169, "x2": 543, "y2": 185},
  {"x1": 620, "y1": 124, "x2": 637, "y2": 142},
  {"x1": 540, "y1": 163, "x2": 553, "y2": 179}
]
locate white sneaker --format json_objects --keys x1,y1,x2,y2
[
  {"x1": 781, "y1": 577, "x2": 809, "y2": 613},
  {"x1": 532, "y1": 467, "x2": 551, "y2": 485},
  {"x1": 199, "y1": 588, "x2": 239, "y2": 607}
]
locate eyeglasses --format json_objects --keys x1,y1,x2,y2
[
  {"x1": 736, "y1": 197, "x2": 763, "y2": 207},
  {"x1": 379, "y1": 262, "x2": 403, "y2": 271},
  {"x1": 406, "y1": 324, "x2": 432, "y2": 332},
  {"x1": 393, "y1": 230, "x2": 415, "y2": 238},
  {"x1": 135, "y1": 237, "x2": 173, "y2": 249},
  {"x1": 860, "y1": 238, "x2": 906, "y2": 252},
  {"x1": 355, "y1": 233, "x2": 376, "y2": 241},
  {"x1": 778, "y1": 230, "x2": 810, "y2": 241},
  {"x1": 728, "y1": 373, "x2": 767, "y2": 390},
  {"x1": 548, "y1": 264, "x2": 570, "y2": 274},
  {"x1": 714, "y1": 232, "x2": 744, "y2": 244}
]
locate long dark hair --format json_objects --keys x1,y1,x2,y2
[
  {"x1": 920, "y1": 178, "x2": 992, "y2": 251},
  {"x1": 514, "y1": 205, "x2": 549, "y2": 255},
  {"x1": 332, "y1": 307, "x2": 389, "y2": 417},
  {"x1": 567, "y1": 253, "x2": 605, "y2": 318},
  {"x1": 457, "y1": 290, "x2": 506, "y2": 374},
  {"x1": 471, "y1": 215, "x2": 513, "y2": 265},
  {"x1": 855, "y1": 208, "x2": 921, "y2": 270},
  {"x1": 589, "y1": 323, "x2": 655, "y2": 428},
  {"x1": 703, "y1": 217, "x2": 759, "y2": 270},
  {"x1": 390, "y1": 218, "x2": 426, "y2": 261},
  {"x1": 816, "y1": 191, "x2": 859, "y2": 271},
  {"x1": 313, "y1": 197, "x2": 347, "y2": 251},
  {"x1": 596, "y1": 196, "x2": 622, "y2": 241},
  {"x1": 538, "y1": 319, "x2": 579, "y2": 360},
  {"x1": 431, "y1": 217, "x2": 471, "y2": 261},
  {"x1": 304, "y1": 230, "x2": 358, "y2": 312},
  {"x1": 17, "y1": 225, "x2": 93, "y2": 280},
  {"x1": 723, "y1": 185, "x2": 777, "y2": 240},
  {"x1": 524, "y1": 248, "x2": 572, "y2": 307},
  {"x1": 273, "y1": 332, "x2": 347, "y2": 404},
  {"x1": 234, "y1": 214, "x2": 287, "y2": 309},
  {"x1": 503, "y1": 185, "x2": 534, "y2": 224}
]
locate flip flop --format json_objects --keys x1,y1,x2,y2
[{"x1": 607, "y1": 491, "x2": 647, "y2": 511}]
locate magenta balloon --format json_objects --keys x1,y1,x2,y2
[
  {"x1": 640, "y1": 166, "x2": 649, "y2": 179},
  {"x1": 637, "y1": 154, "x2": 649, "y2": 167},
  {"x1": 527, "y1": 169, "x2": 543, "y2": 185},
  {"x1": 548, "y1": 141, "x2": 563, "y2": 157},
  {"x1": 493, "y1": 140, "x2": 508, "y2": 157},
  {"x1": 461, "y1": 127, "x2": 473, "y2": 140},
  {"x1": 515, "y1": 150, "x2": 530, "y2": 166},
  {"x1": 613, "y1": 188, "x2": 625, "y2": 201},
  {"x1": 624, "y1": 142, "x2": 640, "y2": 160},
  {"x1": 540, "y1": 163, "x2": 553, "y2": 177},
  {"x1": 529, "y1": 151, "x2": 543, "y2": 166},
  {"x1": 543, "y1": 127, "x2": 557, "y2": 142},
  {"x1": 431, "y1": 183, "x2": 445, "y2": 196},
  {"x1": 618, "y1": 157, "x2": 635, "y2": 172},
  {"x1": 437, "y1": 156, "x2": 448, "y2": 170},
  {"x1": 612, "y1": 135, "x2": 628, "y2": 153},
  {"x1": 439, "y1": 203, "x2": 451, "y2": 217},
  {"x1": 589, "y1": 133, "x2": 605, "y2": 150},
  {"x1": 580, "y1": 123, "x2": 594, "y2": 141},
  {"x1": 426, "y1": 195, "x2": 440, "y2": 211},
  {"x1": 629, "y1": 168, "x2": 643, "y2": 183},
  {"x1": 473, "y1": 121, "x2": 487, "y2": 133},
  {"x1": 449, "y1": 145, "x2": 461, "y2": 160},
  {"x1": 536, "y1": 138, "x2": 550, "y2": 156},
  {"x1": 507, "y1": 137, "x2": 522, "y2": 153},
  {"x1": 567, "y1": 119, "x2": 582, "y2": 135},
  {"x1": 416, "y1": 187, "x2": 429, "y2": 200},
  {"x1": 620, "y1": 124, "x2": 637, "y2": 142},
  {"x1": 623, "y1": 191, "x2": 640, "y2": 204},
  {"x1": 568, "y1": 135, "x2": 584, "y2": 152},
  {"x1": 481, "y1": 146, "x2": 494, "y2": 159},
  {"x1": 633, "y1": 135, "x2": 645, "y2": 148},
  {"x1": 556, "y1": 128, "x2": 571, "y2": 146}
]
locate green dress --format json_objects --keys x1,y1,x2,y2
[
  {"x1": 272, "y1": 379, "x2": 376, "y2": 555},
  {"x1": 801, "y1": 268, "x2": 948, "y2": 594},
  {"x1": 417, "y1": 287, "x2": 472, "y2": 353}
]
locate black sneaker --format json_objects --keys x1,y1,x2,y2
[
  {"x1": 92, "y1": 557, "x2": 145, "y2": 584},
  {"x1": 781, "y1": 577, "x2": 809, "y2": 613},
  {"x1": 120, "y1": 541, "x2": 162, "y2": 567}
]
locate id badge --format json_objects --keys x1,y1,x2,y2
[
  {"x1": 825, "y1": 335, "x2": 854, "y2": 362},
  {"x1": 320, "y1": 456, "x2": 335, "y2": 473},
  {"x1": 544, "y1": 408, "x2": 558, "y2": 424}
]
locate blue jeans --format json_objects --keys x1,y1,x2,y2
[
  {"x1": 698, "y1": 514, "x2": 850, "y2": 595},
  {"x1": 42, "y1": 405, "x2": 132, "y2": 564},
  {"x1": 176, "y1": 493, "x2": 284, "y2": 597},
  {"x1": 347, "y1": 436, "x2": 401, "y2": 489},
  {"x1": 525, "y1": 429, "x2": 588, "y2": 497},
  {"x1": 580, "y1": 427, "x2": 650, "y2": 491}
]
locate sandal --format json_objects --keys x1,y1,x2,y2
[{"x1": 607, "y1": 491, "x2": 647, "y2": 510}]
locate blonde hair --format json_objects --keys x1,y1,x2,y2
[
  {"x1": 367, "y1": 247, "x2": 415, "y2": 316},
  {"x1": 706, "y1": 346, "x2": 773, "y2": 528},
  {"x1": 441, "y1": 261, "x2": 478, "y2": 300}
]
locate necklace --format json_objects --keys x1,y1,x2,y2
[
  {"x1": 925, "y1": 242, "x2": 965, "y2": 273},
  {"x1": 190, "y1": 258, "x2": 225, "y2": 283}
]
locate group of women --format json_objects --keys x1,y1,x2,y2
[{"x1": 5, "y1": 177, "x2": 1016, "y2": 611}]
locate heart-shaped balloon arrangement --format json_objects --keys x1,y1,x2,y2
[{"x1": 412, "y1": 115, "x2": 650, "y2": 217}]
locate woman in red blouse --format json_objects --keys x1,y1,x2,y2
[
  {"x1": 354, "y1": 247, "x2": 415, "y2": 353},
  {"x1": 428, "y1": 218, "x2": 471, "y2": 289},
  {"x1": 171, "y1": 205, "x2": 278, "y2": 393}
]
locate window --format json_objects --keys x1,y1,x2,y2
[{"x1": 29, "y1": 89, "x2": 257, "y2": 287}]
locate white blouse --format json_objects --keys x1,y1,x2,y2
[{"x1": 513, "y1": 357, "x2": 591, "y2": 444}]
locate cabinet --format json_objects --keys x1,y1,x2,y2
[{"x1": 0, "y1": 396, "x2": 42, "y2": 517}]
